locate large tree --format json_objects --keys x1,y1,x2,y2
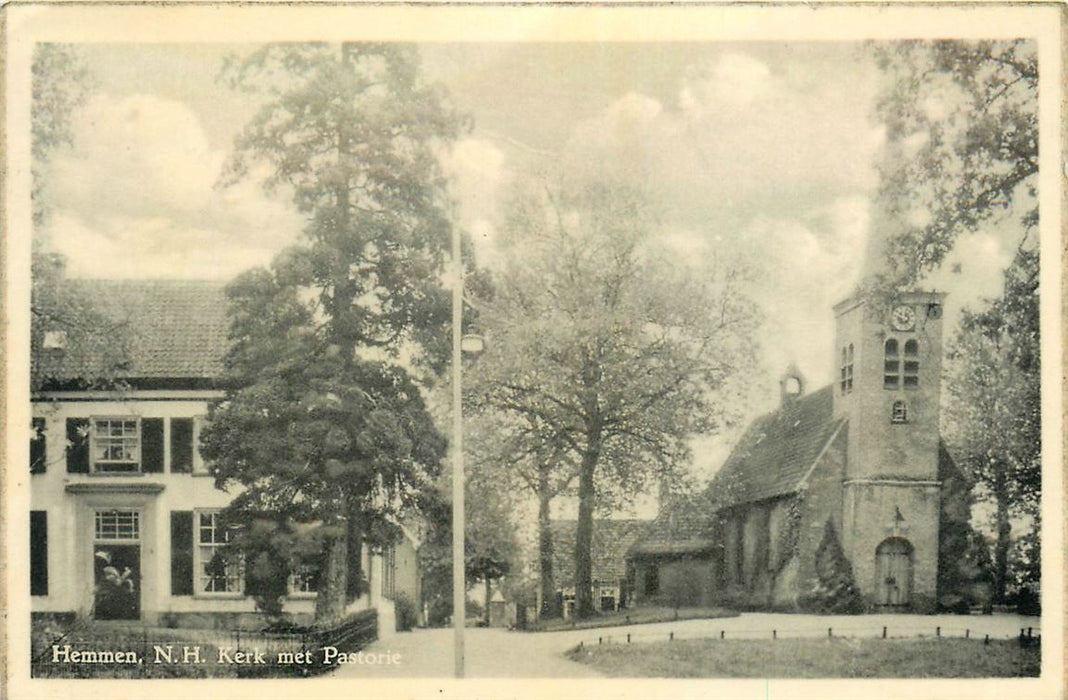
[
  {"x1": 870, "y1": 39, "x2": 1037, "y2": 289},
  {"x1": 943, "y1": 249, "x2": 1040, "y2": 603},
  {"x1": 203, "y1": 43, "x2": 462, "y2": 622},
  {"x1": 871, "y1": 39, "x2": 1040, "y2": 602},
  {"x1": 466, "y1": 406, "x2": 577, "y2": 619},
  {"x1": 470, "y1": 177, "x2": 759, "y2": 618}
]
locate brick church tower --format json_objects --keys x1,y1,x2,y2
[{"x1": 832, "y1": 291, "x2": 947, "y2": 610}]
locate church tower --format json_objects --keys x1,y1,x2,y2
[{"x1": 831, "y1": 290, "x2": 946, "y2": 610}]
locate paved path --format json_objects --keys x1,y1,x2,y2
[
  {"x1": 330, "y1": 626, "x2": 603, "y2": 678},
  {"x1": 332, "y1": 612, "x2": 1041, "y2": 678}
]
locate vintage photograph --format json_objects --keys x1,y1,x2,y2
[{"x1": 4, "y1": 3, "x2": 1062, "y2": 696}]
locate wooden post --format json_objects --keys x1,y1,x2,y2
[
  {"x1": 598, "y1": 637, "x2": 602, "y2": 645},
  {"x1": 984, "y1": 634, "x2": 990, "y2": 645},
  {"x1": 882, "y1": 626, "x2": 887, "y2": 639},
  {"x1": 627, "y1": 633, "x2": 631, "y2": 644},
  {"x1": 720, "y1": 630, "x2": 725, "y2": 639},
  {"x1": 828, "y1": 627, "x2": 832, "y2": 638},
  {"x1": 965, "y1": 629, "x2": 970, "y2": 639},
  {"x1": 670, "y1": 632, "x2": 674, "y2": 641},
  {"x1": 936, "y1": 626, "x2": 940, "y2": 638},
  {"x1": 773, "y1": 630, "x2": 777, "y2": 640}
]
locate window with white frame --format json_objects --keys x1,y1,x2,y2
[
  {"x1": 288, "y1": 561, "x2": 320, "y2": 596},
  {"x1": 95, "y1": 509, "x2": 140, "y2": 541},
  {"x1": 92, "y1": 418, "x2": 140, "y2": 472},
  {"x1": 196, "y1": 511, "x2": 242, "y2": 594}
]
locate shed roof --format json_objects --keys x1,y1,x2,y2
[{"x1": 626, "y1": 492, "x2": 721, "y2": 558}]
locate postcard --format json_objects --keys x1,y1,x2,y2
[{"x1": 3, "y1": 3, "x2": 1063, "y2": 699}]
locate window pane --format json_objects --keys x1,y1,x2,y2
[{"x1": 95, "y1": 510, "x2": 140, "y2": 540}]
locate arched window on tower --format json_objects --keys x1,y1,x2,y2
[
  {"x1": 883, "y1": 339, "x2": 900, "y2": 389},
  {"x1": 903, "y1": 339, "x2": 919, "y2": 388},
  {"x1": 891, "y1": 400, "x2": 908, "y2": 423}
]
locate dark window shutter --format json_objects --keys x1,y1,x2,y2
[
  {"x1": 170, "y1": 511, "x2": 194, "y2": 596},
  {"x1": 30, "y1": 511, "x2": 48, "y2": 596},
  {"x1": 170, "y1": 418, "x2": 194, "y2": 473},
  {"x1": 141, "y1": 418, "x2": 164, "y2": 473},
  {"x1": 65, "y1": 418, "x2": 90, "y2": 473},
  {"x1": 31, "y1": 418, "x2": 46, "y2": 474}
]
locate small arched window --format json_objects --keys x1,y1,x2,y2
[
  {"x1": 884, "y1": 339, "x2": 900, "y2": 389},
  {"x1": 903, "y1": 339, "x2": 919, "y2": 388},
  {"x1": 891, "y1": 400, "x2": 908, "y2": 423}
]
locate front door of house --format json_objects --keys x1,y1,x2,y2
[
  {"x1": 92, "y1": 509, "x2": 141, "y2": 620},
  {"x1": 875, "y1": 538, "x2": 912, "y2": 607}
]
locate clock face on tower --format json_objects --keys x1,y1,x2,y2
[{"x1": 891, "y1": 304, "x2": 916, "y2": 331}]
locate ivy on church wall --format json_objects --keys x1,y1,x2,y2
[{"x1": 773, "y1": 489, "x2": 805, "y2": 573}]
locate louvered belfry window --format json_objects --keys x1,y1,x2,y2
[{"x1": 884, "y1": 339, "x2": 900, "y2": 389}]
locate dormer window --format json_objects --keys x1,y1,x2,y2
[
  {"x1": 903, "y1": 339, "x2": 919, "y2": 388},
  {"x1": 42, "y1": 330, "x2": 67, "y2": 350},
  {"x1": 884, "y1": 339, "x2": 900, "y2": 389},
  {"x1": 891, "y1": 400, "x2": 908, "y2": 423}
]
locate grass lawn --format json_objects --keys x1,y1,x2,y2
[
  {"x1": 567, "y1": 637, "x2": 1041, "y2": 678},
  {"x1": 527, "y1": 606, "x2": 737, "y2": 632}
]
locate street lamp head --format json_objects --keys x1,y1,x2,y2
[{"x1": 460, "y1": 334, "x2": 485, "y2": 355}]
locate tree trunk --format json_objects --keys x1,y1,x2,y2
[
  {"x1": 345, "y1": 512, "x2": 364, "y2": 603},
  {"x1": 537, "y1": 480, "x2": 560, "y2": 619},
  {"x1": 574, "y1": 448, "x2": 598, "y2": 619},
  {"x1": 315, "y1": 523, "x2": 349, "y2": 624},
  {"x1": 993, "y1": 484, "x2": 1012, "y2": 604}
]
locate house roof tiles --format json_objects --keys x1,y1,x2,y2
[{"x1": 34, "y1": 279, "x2": 229, "y2": 385}]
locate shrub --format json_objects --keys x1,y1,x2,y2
[
  {"x1": 394, "y1": 592, "x2": 418, "y2": 631},
  {"x1": 799, "y1": 519, "x2": 863, "y2": 614}
]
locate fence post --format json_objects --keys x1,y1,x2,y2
[
  {"x1": 670, "y1": 632, "x2": 674, "y2": 641},
  {"x1": 720, "y1": 630, "x2": 725, "y2": 640},
  {"x1": 936, "y1": 626, "x2": 940, "y2": 638},
  {"x1": 984, "y1": 634, "x2": 989, "y2": 646},
  {"x1": 627, "y1": 633, "x2": 631, "y2": 644},
  {"x1": 965, "y1": 629, "x2": 969, "y2": 639},
  {"x1": 828, "y1": 627, "x2": 832, "y2": 639},
  {"x1": 772, "y1": 630, "x2": 776, "y2": 640},
  {"x1": 598, "y1": 636, "x2": 602, "y2": 645},
  {"x1": 882, "y1": 626, "x2": 887, "y2": 639}
]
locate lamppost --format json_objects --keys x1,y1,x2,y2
[{"x1": 452, "y1": 228, "x2": 484, "y2": 678}]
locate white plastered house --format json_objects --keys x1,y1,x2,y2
[{"x1": 30, "y1": 279, "x2": 418, "y2": 629}]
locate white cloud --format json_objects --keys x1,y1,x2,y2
[
  {"x1": 46, "y1": 93, "x2": 304, "y2": 280},
  {"x1": 441, "y1": 137, "x2": 508, "y2": 266},
  {"x1": 682, "y1": 52, "x2": 773, "y2": 108}
]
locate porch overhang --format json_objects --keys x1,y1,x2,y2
[{"x1": 66, "y1": 482, "x2": 166, "y2": 494}]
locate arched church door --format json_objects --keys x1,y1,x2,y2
[{"x1": 875, "y1": 538, "x2": 913, "y2": 607}]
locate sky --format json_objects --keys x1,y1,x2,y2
[{"x1": 39, "y1": 42, "x2": 1023, "y2": 488}]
